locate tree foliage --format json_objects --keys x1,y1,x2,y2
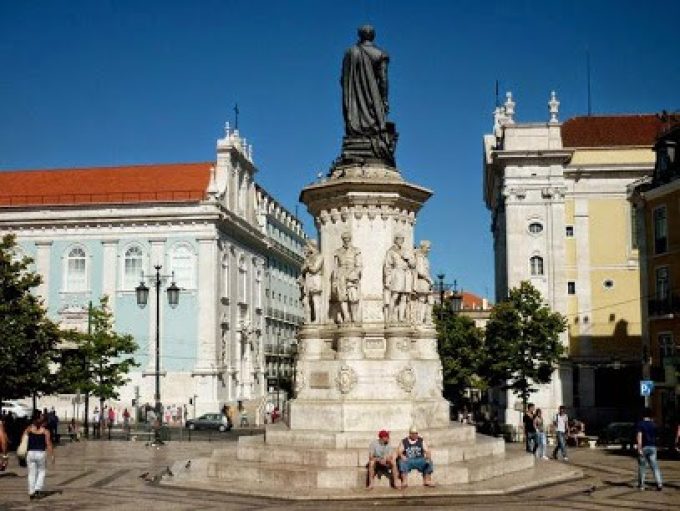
[
  {"x1": 0, "y1": 234, "x2": 61, "y2": 402},
  {"x1": 483, "y1": 281, "x2": 567, "y2": 407},
  {"x1": 435, "y1": 304, "x2": 487, "y2": 404},
  {"x1": 64, "y1": 297, "x2": 139, "y2": 409}
]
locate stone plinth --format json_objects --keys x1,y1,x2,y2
[{"x1": 199, "y1": 423, "x2": 539, "y2": 491}]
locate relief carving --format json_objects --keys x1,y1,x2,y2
[
  {"x1": 396, "y1": 365, "x2": 416, "y2": 393},
  {"x1": 336, "y1": 365, "x2": 358, "y2": 394}
]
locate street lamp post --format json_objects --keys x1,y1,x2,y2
[
  {"x1": 451, "y1": 279, "x2": 463, "y2": 313},
  {"x1": 135, "y1": 265, "x2": 180, "y2": 425}
]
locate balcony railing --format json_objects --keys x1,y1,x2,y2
[{"x1": 648, "y1": 294, "x2": 680, "y2": 317}]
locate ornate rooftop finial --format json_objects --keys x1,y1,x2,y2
[
  {"x1": 224, "y1": 121, "x2": 231, "y2": 138},
  {"x1": 504, "y1": 92, "x2": 515, "y2": 123},
  {"x1": 549, "y1": 90, "x2": 560, "y2": 124}
]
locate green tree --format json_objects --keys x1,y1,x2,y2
[
  {"x1": 435, "y1": 304, "x2": 487, "y2": 405},
  {"x1": 483, "y1": 281, "x2": 567, "y2": 409},
  {"x1": 68, "y1": 297, "x2": 139, "y2": 412},
  {"x1": 0, "y1": 234, "x2": 61, "y2": 406}
]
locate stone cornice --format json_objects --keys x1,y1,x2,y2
[
  {"x1": 493, "y1": 150, "x2": 573, "y2": 165},
  {"x1": 300, "y1": 173, "x2": 432, "y2": 217}
]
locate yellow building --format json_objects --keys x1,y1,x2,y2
[
  {"x1": 484, "y1": 93, "x2": 664, "y2": 427},
  {"x1": 630, "y1": 120, "x2": 680, "y2": 425}
]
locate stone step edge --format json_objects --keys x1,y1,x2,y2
[
  {"x1": 208, "y1": 451, "x2": 529, "y2": 475},
  {"x1": 163, "y1": 464, "x2": 583, "y2": 499}
]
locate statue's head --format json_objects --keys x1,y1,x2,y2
[
  {"x1": 306, "y1": 239, "x2": 319, "y2": 254},
  {"x1": 394, "y1": 234, "x2": 404, "y2": 246},
  {"x1": 341, "y1": 231, "x2": 352, "y2": 247},
  {"x1": 419, "y1": 240, "x2": 431, "y2": 253},
  {"x1": 357, "y1": 24, "x2": 375, "y2": 42}
]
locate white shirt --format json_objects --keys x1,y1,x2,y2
[{"x1": 555, "y1": 413, "x2": 568, "y2": 433}]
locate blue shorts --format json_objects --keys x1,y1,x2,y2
[{"x1": 398, "y1": 457, "x2": 433, "y2": 475}]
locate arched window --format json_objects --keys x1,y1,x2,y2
[
  {"x1": 123, "y1": 246, "x2": 144, "y2": 289},
  {"x1": 170, "y1": 244, "x2": 196, "y2": 289},
  {"x1": 530, "y1": 256, "x2": 544, "y2": 276},
  {"x1": 66, "y1": 247, "x2": 87, "y2": 291}
]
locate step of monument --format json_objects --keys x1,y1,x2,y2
[
  {"x1": 262, "y1": 422, "x2": 477, "y2": 449},
  {"x1": 234, "y1": 432, "x2": 505, "y2": 468},
  {"x1": 207, "y1": 448, "x2": 534, "y2": 489}
]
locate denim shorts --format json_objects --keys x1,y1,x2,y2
[{"x1": 398, "y1": 457, "x2": 433, "y2": 474}]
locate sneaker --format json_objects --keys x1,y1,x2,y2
[
  {"x1": 542, "y1": 456, "x2": 550, "y2": 460},
  {"x1": 656, "y1": 485, "x2": 662, "y2": 491},
  {"x1": 563, "y1": 457, "x2": 569, "y2": 462}
]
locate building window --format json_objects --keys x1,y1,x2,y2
[
  {"x1": 170, "y1": 244, "x2": 195, "y2": 289},
  {"x1": 238, "y1": 256, "x2": 248, "y2": 303},
  {"x1": 66, "y1": 247, "x2": 87, "y2": 291},
  {"x1": 566, "y1": 226, "x2": 574, "y2": 237},
  {"x1": 655, "y1": 267, "x2": 669, "y2": 300},
  {"x1": 528, "y1": 222, "x2": 543, "y2": 234},
  {"x1": 221, "y1": 254, "x2": 230, "y2": 298},
  {"x1": 255, "y1": 268, "x2": 262, "y2": 309},
  {"x1": 123, "y1": 246, "x2": 144, "y2": 289},
  {"x1": 653, "y1": 206, "x2": 667, "y2": 254},
  {"x1": 630, "y1": 206, "x2": 639, "y2": 250},
  {"x1": 659, "y1": 333, "x2": 674, "y2": 365},
  {"x1": 567, "y1": 282, "x2": 576, "y2": 295},
  {"x1": 530, "y1": 256, "x2": 544, "y2": 276}
]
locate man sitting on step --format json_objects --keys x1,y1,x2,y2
[
  {"x1": 367, "y1": 430, "x2": 399, "y2": 489},
  {"x1": 397, "y1": 425, "x2": 435, "y2": 487}
]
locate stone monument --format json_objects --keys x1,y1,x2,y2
[{"x1": 169, "y1": 26, "x2": 580, "y2": 495}]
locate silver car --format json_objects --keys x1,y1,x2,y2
[{"x1": 1, "y1": 400, "x2": 31, "y2": 418}]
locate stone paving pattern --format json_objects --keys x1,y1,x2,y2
[{"x1": 0, "y1": 438, "x2": 678, "y2": 510}]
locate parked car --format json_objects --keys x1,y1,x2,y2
[
  {"x1": 597, "y1": 422, "x2": 636, "y2": 449},
  {"x1": 185, "y1": 413, "x2": 231, "y2": 432},
  {"x1": 0, "y1": 400, "x2": 31, "y2": 418}
]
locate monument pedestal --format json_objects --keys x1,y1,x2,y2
[{"x1": 195, "y1": 165, "x2": 539, "y2": 490}]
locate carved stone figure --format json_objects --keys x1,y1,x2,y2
[
  {"x1": 383, "y1": 234, "x2": 414, "y2": 323},
  {"x1": 298, "y1": 239, "x2": 324, "y2": 324},
  {"x1": 337, "y1": 25, "x2": 397, "y2": 168},
  {"x1": 413, "y1": 240, "x2": 434, "y2": 325},
  {"x1": 330, "y1": 232, "x2": 362, "y2": 324}
]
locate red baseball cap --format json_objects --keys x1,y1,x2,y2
[{"x1": 378, "y1": 430, "x2": 389, "y2": 438}]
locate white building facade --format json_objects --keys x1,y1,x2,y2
[
  {"x1": 0, "y1": 125, "x2": 305, "y2": 419},
  {"x1": 484, "y1": 93, "x2": 657, "y2": 427}
]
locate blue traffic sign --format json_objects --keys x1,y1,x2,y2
[{"x1": 640, "y1": 380, "x2": 654, "y2": 397}]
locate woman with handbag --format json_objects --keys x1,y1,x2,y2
[{"x1": 19, "y1": 410, "x2": 54, "y2": 500}]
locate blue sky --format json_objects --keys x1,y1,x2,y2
[{"x1": 1, "y1": 0, "x2": 678, "y2": 300}]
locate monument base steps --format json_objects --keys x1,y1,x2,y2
[{"x1": 193, "y1": 423, "x2": 543, "y2": 491}]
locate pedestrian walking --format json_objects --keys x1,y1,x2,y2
[
  {"x1": 552, "y1": 405, "x2": 569, "y2": 461},
  {"x1": 523, "y1": 403, "x2": 536, "y2": 453},
  {"x1": 533, "y1": 408, "x2": 548, "y2": 460},
  {"x1": 636, "y1": 407, "x2": 663, "y2": 491},
  {"x1": 0, "y1": 415, "x2": 8, "y2": 471},
  {"x1": 91, "y1": 407, "x2": 100, "y2": 439},
  {"x1": 23, "y1": 410, "x2": 55, "y2": 500}
]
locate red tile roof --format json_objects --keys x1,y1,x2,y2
[
  {"x1": 460, "y1": 291, "x2": 489, "y2": 310},
  {"x1": 562, "y1": 115, "x2": 664, "y2": 148},
  {"x1": 0, "y1": 162, "x2": 212, "y2": 207}
]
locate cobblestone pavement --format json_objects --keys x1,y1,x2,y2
[{"x1": 0, "y1": 439, "x2": 678, "y2": 510}]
